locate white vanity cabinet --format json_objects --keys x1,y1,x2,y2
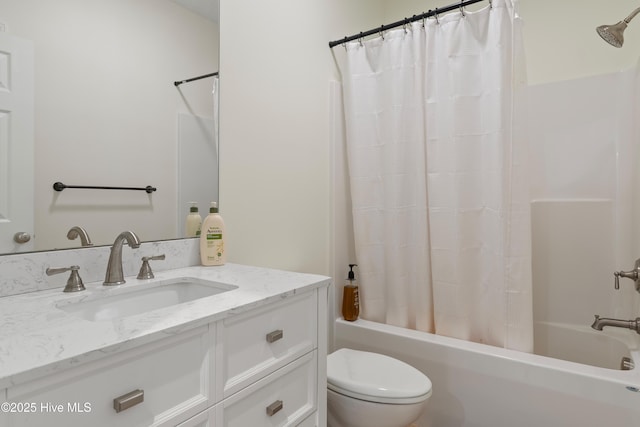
[{"x1": 3, "y1": 284, "x2": 328, "y2": 427}]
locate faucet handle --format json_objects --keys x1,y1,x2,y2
[
  {"x1": 614, "y1": 257, "x2": 640, "y2": 291},
  {"x1": 46, "y1": 265, "x2": 86, "y2": 293},
  {"x1": 137, "y1": 254, "x2": 165, "y2": 280},
  {"x1": 614, "y1": 270, "x2": 638, "y2": 289}
]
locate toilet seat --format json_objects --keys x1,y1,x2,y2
[{"x1": 327, "y1": 348, "x2": 432, "y2": 405}]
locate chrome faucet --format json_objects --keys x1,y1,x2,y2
[
  {"x1": 67, "y1": 226, "x2": 93, "y2": 247},
  {"x1": 591, "y1": 315, "x2": 640, "y2": 334},
  {"x1": 104, "y1": 231, "x2": 141, "y2": 286}
]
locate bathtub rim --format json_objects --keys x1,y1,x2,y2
[{"x1": 333, "y1": 318, "x2": 640, "y2": 387}]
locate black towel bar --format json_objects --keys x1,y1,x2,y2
[{"x1": 53, "y1": 182, "x2": 156, "y2": 194}]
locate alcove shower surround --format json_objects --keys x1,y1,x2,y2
[{"x1": 332, "y1": 68, "x2": 640, "y2": 425}]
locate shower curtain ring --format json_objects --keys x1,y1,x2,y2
[
  {"x1": 460, "y1": 1, "x2": 466, "y2": 17},
  {"x1": 379, "y1": 25, "x2": 385, "y2": 40},
  {"x1": 358, "y1": 32, "x2": 364, "y2": 46},
  {"x1": 434, "y1": 8, "x2": 440, "y2": 24},
  {"x1": 489, "y1": 0, "x2": 493, "y2": 8},
  {"x1": 408, "y1": 15, "x2": 417, "y2": 32}
]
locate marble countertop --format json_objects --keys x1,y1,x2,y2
[{"x1": 0, "y1": 263, "x2": 331, "y2": 389}]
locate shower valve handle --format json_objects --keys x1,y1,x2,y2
[{"x1": 614, "y1": 258, "x2": 640, "y2": 291}]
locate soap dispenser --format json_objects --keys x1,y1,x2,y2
[
  {"x1": 185, "y1": 202, "x2": 202, "y2": 238},
  {"x1": 342, "y1": 264, "x2": 360, "y2": 321}
]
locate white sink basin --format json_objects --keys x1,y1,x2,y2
[{"x1": 57, "y1": 277, "x2": 237, "y2": 322}]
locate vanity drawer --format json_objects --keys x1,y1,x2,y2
[
  {"x1": 6, "y1": 325, "x2": 213, "y2": 427},
  {"x1": 175, "y1": 403, "x2": 218, "y2": 427},
  {"x1": 219, "y1": 291, "x2": 317, "y2": 397},
  {"x1": 220, "y1": 350, "x2": 317, "y2": 427},
  {"x1": 297, "y1": 412, "x2": 319, "y2": 427}
]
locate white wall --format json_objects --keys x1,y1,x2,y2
[
  {"x1": 3, "y1": 0, "x2": 218, "y2": 250},
  {"x1": 518, "y1": 0, "x2": 640, "y2": 84},
  {"x1": 219, "y1": 0, "x2": 383, "y2": 275}
]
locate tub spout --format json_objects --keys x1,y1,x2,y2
[{"x1": 591, "y1": 315, "x2": 640, "y2": 334}]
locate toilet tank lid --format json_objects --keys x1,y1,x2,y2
[{"x1": 327, "y1": 348, "x2": 432, "y2": 400}]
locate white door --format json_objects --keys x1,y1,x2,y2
[{"x1": 0, "y1": 33, "x2": 34, "y2": 253}]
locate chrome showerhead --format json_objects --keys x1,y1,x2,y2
[
  {"x1": 597, "y1": 6, "x2": 640, "y2": 48},
  {"x1": 596, "y1": 21, "x2": 627, "y2": 48}
]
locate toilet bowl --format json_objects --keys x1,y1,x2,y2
[{"x1": 326, "y1": 348, "x2": 432, "y2": 427}]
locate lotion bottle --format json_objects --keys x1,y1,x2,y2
[
  {"x1": 200, "y1": 202, "x2": 226, "y2": 266},
  {"x1": 342, "y1": 264, "x2": 360, "y2": 321},
  {"x1": 185, "y1": 202, "x2": 202, "y2": 238}
]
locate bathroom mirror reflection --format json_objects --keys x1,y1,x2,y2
[{"x1": 0, "y1": 0, "x2": 220, "y2": 254}]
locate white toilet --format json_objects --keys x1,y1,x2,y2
[{"x1": 326, "y1": 348, "x2": 432, "y2": 427}]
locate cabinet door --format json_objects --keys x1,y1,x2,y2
[{"x1": 5, "y1": 325, "x2": 213, "y2": 427}]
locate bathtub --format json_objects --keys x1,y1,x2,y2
[
  {"x1": 534, "y1": 321, "x2": 637, "y2": 370},
  {"x1": 334, "y1": 318, "x2": 640, "y2": 427}
]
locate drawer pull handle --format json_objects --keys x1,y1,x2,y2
[
  {"x1": 266, "y1": 329, "x2": 284, "y2": 343},
  {"x1": 113, "y1": 389, "x2": 144, "y2": 413},
  {"x1": 266, "y1": 399, "x2": 283, "y2": 416}
]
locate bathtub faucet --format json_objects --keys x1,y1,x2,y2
[{"x1": 591, "y1": 315, "x2": 640, "y2": 334}]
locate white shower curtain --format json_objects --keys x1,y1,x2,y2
[{"x1": 337, "y1": 0, "x2": 532, "y2": 351}]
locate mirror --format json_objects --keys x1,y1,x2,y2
[{"x1": 0, "y1": 0, "x2": 219, "y2": 254}]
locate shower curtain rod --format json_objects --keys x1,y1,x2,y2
[
  {"x1": 174, "y1": 71, "x2": 218, "y2": 87},
  {"x1": 329, "y1": 0, "x2": 488, "y2": 48}
]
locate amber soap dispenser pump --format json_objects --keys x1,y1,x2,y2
[{"x1": 342, "y1": 264, "x2": 360, "y2": 321}]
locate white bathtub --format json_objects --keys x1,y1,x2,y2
[
  {"x1": 534, "y1": 321, "x2": 636, "y2": 370},
  {"x1": 334, "y1": 318, "x2": 640, "y2": 427}
]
